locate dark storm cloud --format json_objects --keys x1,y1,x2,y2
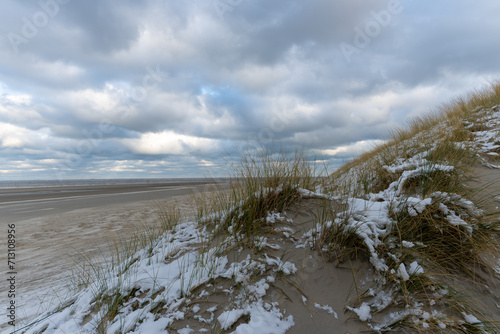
[{"x1": 60, "y1": 0, "x2": 145, "y2": 53}]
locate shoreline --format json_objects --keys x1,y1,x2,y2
[{"x1": 0, "y1": 180, "x2": 220, "y2": 203}]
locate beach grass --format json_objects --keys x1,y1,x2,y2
[{"x1": 324, "y1": 82, "x2": 500, "y2": 331}]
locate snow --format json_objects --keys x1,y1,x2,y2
[
  {"x1": 408, "y1": 261, "x2": 424, "y2": 275},
  {"x1": 465, "y1": 106, "x2": 500, "y2": 168},
  {"x1": 444, "y1": 211, "x2": 473, "y2": 234},
  {"x1": 230, "y1": 301, "x2": 294, "y2": 334},
  {"x1": 192, "y1": 305, "x2": 201, "y2": 313},
  {"x1": 297, "y1": 188, "x2": 332, "y2": 199},
  {"x1": 15, "y1": 202, "x2": 303, "y2": 334},
  {"x1": 462, "y1": 312, "x2": 481, "y2": 324},
  {"x1": 263, "y1": 255, "x2": 297, "y2": 275},
  {"x1": 218, "y1": 309, "x2": 247, "y2": 330},
  {"x1": 325, "y1": 105, "x2": 500, "y2": 329},
  {"x1": 402, "y1": 240, "x2": 415, "y2": 248},
  {"x1": 128, "y1": 315, "x2": 172, "y2": 334},
  {"x1": 254, "y1": 236, "x2": 281, "y2": 250},
  {"x1": 314, "y1": 303, "x2": 338, "y2": 319},
  {"x1": 397, "y1": 263, "x2": 410, "y2": 281},
  {"x1": 266, "y1": 211, "x2": 286, "y2": 224},
  {"x1": 495, "y1": 259, "x2": 500, "y2": 276},
  {"x1": 178, "y1": 326, "x2": 195, "y2": 334},
  {"x1": 392, "y1": 165, "x2": 454, "y2": 195},
  {"x1": 405, "y1": 197, "x2": 432, "y2": 216},
  {"x1": 217, "y1": 301, "x2": 294, "y2": 334},
  {"x1": 347, "y1": 303, "x2": 372, "y2": 321},
  {"x1": 247, "y1": 279, "x2": 270, "y2": 298}
]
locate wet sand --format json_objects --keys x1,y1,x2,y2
[
  {"x1": 0, "y1": 181, "x2": 213, "y2": 202},
  {"x1": 0, "y1": 181, "x2": 219, "y2": 222}
]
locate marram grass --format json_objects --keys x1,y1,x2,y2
[{"x1": 325, "y1": 82, "x2": 500, "y2": 332}]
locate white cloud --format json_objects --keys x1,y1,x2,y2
[
  {"x1": 61, "y1": 85, "x2": 124, "y2": 123},
  {"x1": 319, "y1": 139, "x2": 387, "y2": 157},
  {"x1": 120, "y1": 131, "x2": 218, "y2": 155},
  {"x1": 32, "y1": 60, "x2": 84, "y2": 83},
  {"x1": 0, "y1": 123, "x2": 51, "y2": 149}
]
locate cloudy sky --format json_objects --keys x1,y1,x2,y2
[{"x1": 0, "y1": 0, "x2": 499, "y2": 180}]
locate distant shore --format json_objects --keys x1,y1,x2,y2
[
  {"x1": 0, "y1": 180, "x2": 221, "y2": 203},
  {"x1": 0, "y1": 181, "x2": 226, "y2": 224}
]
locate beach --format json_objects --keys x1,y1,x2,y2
[{"x1": 0, "y1": 181, "x2": 218, "y2": 330}]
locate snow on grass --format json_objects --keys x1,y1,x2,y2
[
  {"x1": 263, "y1": 255, "x2": 297, "y2": 275},
  {"x1": 408, "y1": 261, "x2": 424, "y2": 275},
  {"x1": 464, "y1": 105, "x2": 500, "y2": 168},
  {"x1": 226, "y1": 301, "x2": 294, "y2": 334},
  {"x1": 217, "y1": 301, "x2": 294, "y2": 334},
  {"x1": 20, "y1": 221, "x2": 218, "y2": 333},
  {"x1": 495, "y1": 259, "x2": 500, "y2": 276},
  {"x1": 462, "y1": 312, "x2": 482, "y2": 325}
]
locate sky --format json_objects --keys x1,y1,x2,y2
[{"x1": 0, "y1": 0, "x2": 499, "y2": 180}]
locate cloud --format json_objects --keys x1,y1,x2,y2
[
  {"x1": 318, "y1": 139, "x2": 387, "y2": 158},
  {"x1": 0, "y1": 122, "x2": 52, "y2": 149},
  {"x1": 0, "y1": 0, "x2": 500, "y2": 179},
  {"x1": 120, "y1": 130, "x2": 219, "y2": 155}
]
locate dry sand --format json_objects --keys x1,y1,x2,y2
[{"x1": 468, "y1": 164, "x2": 500, "y2": 215}]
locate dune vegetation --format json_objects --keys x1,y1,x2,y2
[{"x1": 16, "y1": 83, "x2": 500, "y2": 333}]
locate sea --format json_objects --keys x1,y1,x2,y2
[{"x1": 0, "y1": 178, "x2": 224, "y2": 190}]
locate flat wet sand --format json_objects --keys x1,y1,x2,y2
[
  {"x1": 0, "y1": 180, "x2": 214, "y2": 203},
  {"x1": 0, "y1": 181, "x2": 221, "y2": 224}
]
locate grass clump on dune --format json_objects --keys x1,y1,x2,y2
[
  {"x1": 219, "y1": 150, "x2": 315, "y2": 244},
  {"x1": 191, "y1": 148, "x2": 319, "y2": 249}
]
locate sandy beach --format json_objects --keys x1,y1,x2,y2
[{"x1": 0, "y1": 182, "x2": 217, "y2": 331}]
